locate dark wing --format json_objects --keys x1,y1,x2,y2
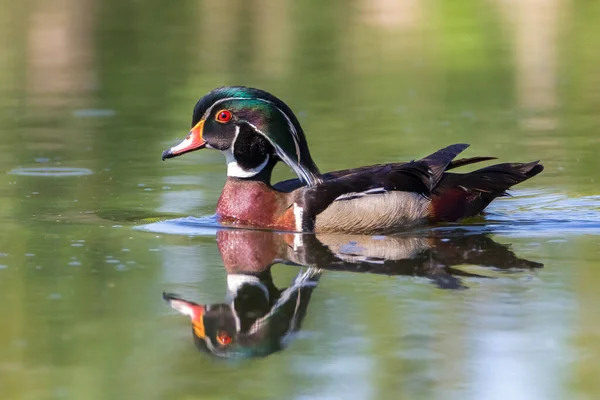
[
  {"x1": 274, "y1": 163, "x2": 391, "y2": 192},
  {"x1": 275, "y1": 144, "x2": 489, "y2": 193},
  {"x1": 417, "y1": 143, "x2": 470, "y2": 188},
  {"x1": 294, "y1": 144, "x2": 470, "y2": 230}
]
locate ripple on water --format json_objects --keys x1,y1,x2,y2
[
  {"x1": 485, "y1": 190, "x2": 600, "y2": 236},
  {"x1": 135, "y1": 215, "x2": 221, "y2": 236},
  {"x1": 8, "y1": 167, "x2": 93, "y2": 177}
]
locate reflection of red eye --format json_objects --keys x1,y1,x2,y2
[
  {"x1": 216, "y1": 110, "x2": 232, "y2": 123},
  {"x1": 217, "y1": 331, "x2": 232, "y2": 346}
]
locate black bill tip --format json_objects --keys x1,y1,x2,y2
[
  {"x1": 161, "y1": 149, "x2": 173, "y2": 161},
  {"x1": 162, "y1": 291, "x2": 177, "y2": 301}
]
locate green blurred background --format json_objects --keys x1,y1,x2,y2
[{"x1": 1, "y1": 0, "x2": 599, "y2": 399}]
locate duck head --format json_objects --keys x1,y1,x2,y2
[{"x1": 162, "y1": 86, "x2": 322, "y2": 185}]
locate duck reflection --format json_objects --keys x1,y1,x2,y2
[
  {"x1": 165, "y1": 229, "x2": 542, "y2": 358},
  {"x1": 163, "y1": 266, "x2": 320, "y2": 359}
]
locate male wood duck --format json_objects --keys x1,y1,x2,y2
[{"x1": 162, "y1": 86, "x2": 543, "y2": 234}]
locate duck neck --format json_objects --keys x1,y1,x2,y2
[
  {"x1": 223, "y1": 148, "x2": 277, "y2": 184},
  {"x1": 242, "y1": 156, "x2": 276, "y2": 185}
]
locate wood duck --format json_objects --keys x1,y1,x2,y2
[
  {"x1": 162, "y1": 86, "x2": 543, "y2": 234},
  {"x1": 164, "y1": 229, "x2": 542, "y2": 358}
]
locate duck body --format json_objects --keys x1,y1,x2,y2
[
  {"x1": 162, "y1": 86, "x2": 543, "y2": 234},
  {"x1": 215, "y1": 177, "x2": 430, "y2": 233}
]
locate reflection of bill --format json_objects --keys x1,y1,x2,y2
[{"x1": 164, "y1": 229, "x2": 542, "y2": 358}]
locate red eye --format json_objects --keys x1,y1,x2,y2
[
  {"x1": 216, "y1": 110, "x2": 232, "y2": 123},
  {"x1": 217, "y1": 331, "x2": 232, "y2": 346}
]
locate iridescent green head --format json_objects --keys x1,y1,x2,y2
[{"x1": 162, "y1": 86, "x2": 322, "y2": 185}]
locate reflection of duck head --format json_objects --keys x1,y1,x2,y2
[
  {"x1": 164, "y1": 261, "x2": 321, "y2": 359},
  {"x1": 165, "y1": 228, "x2": 542, "y2": 357}
]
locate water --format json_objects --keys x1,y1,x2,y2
[{"x1": 1, "y1": 1, "x2": 600, "y2": 399}]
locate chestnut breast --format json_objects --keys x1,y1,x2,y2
[{"x1": 216, "y1": 179, "x2": 296, "y2": 230}]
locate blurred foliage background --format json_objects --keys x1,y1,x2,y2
[{"x1": 1, "y1": 0, "x2": 600, "y2": 399}]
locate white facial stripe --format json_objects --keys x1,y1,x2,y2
[
  {"x1": 269, "y1": 103, "x2": 302, "y2": 162},
  {"x1": 247, "y1": 267, "x2": 320, "y2": 337},
  {"x1": 203, "y1": 96, "x2": 252, "y2": 120},
  {"x1": 244, "y1": 120, "x2": 321, "y2": 185},
  {"x1": 247, "y1": 98, "x2": 302, "y2": 163},
  {"x1": 230, "y1": 124, "x2": 240, "y2": 152}
]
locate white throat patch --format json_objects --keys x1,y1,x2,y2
[
  {"x1": 221, "y1": 124, "x2": 270, "y2": 178},
  {"x1": 222, "y1": 150, "x2": 270, "y2": 178}
]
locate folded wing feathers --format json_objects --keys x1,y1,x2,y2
[
  {"x1": 330, "y1": 144, "x2": 472, "y2": 202},
  {"x1": 333, "y1": 187, "x2": 387, "y2": 201}
]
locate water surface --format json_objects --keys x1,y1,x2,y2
[{"x1": 1, "y1": 1, "x2": 600, "y2": 399}]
